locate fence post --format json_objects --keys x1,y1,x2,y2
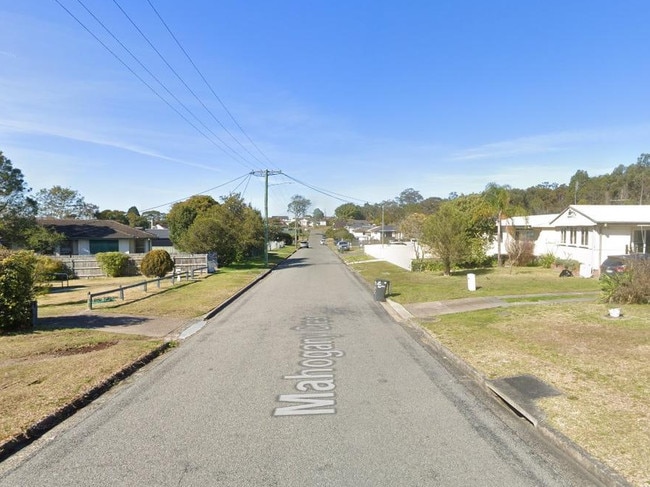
[
  {"x1": 119, "y1": 285, "x2": 124, "y2": 300},
  {"x1": 87, "y1": 292, "x2": 93, "y2": 310}
]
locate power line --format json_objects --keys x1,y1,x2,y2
[
  {"x1": 281, "y1": 173, "x2": 368, "y2": 204},
  {"x1": 73, "y1": 0, "x2": 255, "y2": 170},
  {"x1": 145, "y1": 0, "x2": 277, "y2": 170},
  {"x1": 54, "y1": 0, "x2": 255, "y2": 170},
  {"x1": 112, "y1": 0, "x2": 266, "y2": 169},
  {"x1": 141, "y1": 172, "x2": 252, "y2": 212}
]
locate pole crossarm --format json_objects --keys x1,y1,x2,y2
[{"x1": 251, "y1": 170, "x2": 283, "y2": 177}]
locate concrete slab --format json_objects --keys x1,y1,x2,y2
[
  {"x1": 486, "y1": 374, "x2": 563, "y2": 427},
  {"x1": 405, "y1": 296, "x2": 505, "y2": 318},
  {"x1": 37, "y1": 313, "x2": 190, "y2": 339}
]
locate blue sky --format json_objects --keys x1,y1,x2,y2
[{"x1": 1, "y1": 1, "x2": 649, "y2": 218}]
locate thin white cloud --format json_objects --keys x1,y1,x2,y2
[
  {"x1": 450, "y1": 124, "x2": 650, "y2": 161},
  {"x1": 0, "y1": 118, "x2": 222, "y2": 172}
]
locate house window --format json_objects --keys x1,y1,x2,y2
[
  {"x1": 89, "y1": 240, "x2": 119, "y2": 254},
  {"x1": 569, "y1": 228, "x2": 577, "y2": 245},
  {"x1": 59, "y1": 240, "x2": 73, "y2": 256},
  {"x1": 515, "y1": 229, "x2": 536, "y2": 241},
  {"x1": 560, "y1": 227, "x2": 588, "y2": 247},
  {"x1": 135, "y1": 239, "x2": 148, "y2": 253}
]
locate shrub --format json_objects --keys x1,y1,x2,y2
[
  {"x1": 601, "y1": 259, "x2": 650, "y2": 304},
  {"x1": 140, "y1": 249, "x2": 175, "y2": 278},
  {"x1": 537, "y1": 253, "x2": 556, "y2": 269},
  {"x1": 554, "y1": 258, "x2": 580, "y2": 272},
  {"x1": 96, "y1": 252, "x2": 129, "y2": 277},
  {"x1": 411, "y1": 259, "x2": 445, "y2": 272},
  {"x1": 33, "y1": 255, "x2": 66, "y2": 285},
  {"x1": 506, "y1": 240, "x2": 535, "y2": 267},
  {"x1": 459, "y1": 254, "x2": 497, "y2": 269},
  {"x1": 0, "y1": 250, "x2": 37, "y2": 333}
]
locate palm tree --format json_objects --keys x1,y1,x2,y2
[{"x1": 483, "y1": 183, "x2": 511, "y2": 266}]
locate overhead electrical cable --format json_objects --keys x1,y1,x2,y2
[
  {"x1": 282, "y1": 173, "x2": 368, "y2": 204},
  {"x1": 112, "y1": 0, "x2": 267, "y2": 169},
  {"x1": 73, "y1": 0, "x2": 255, "y2": 170},
  {"x1": 54, "y1": 0, "x2": 255, "y2": 170},
  {"x1": 145, "y1": 0, "x2": 277, "y2": 170},
  {"x1": 232, "y1": 172, "x2": 253, "y2": 200},
  {"x1": 141, "y1": 172, "x2": 252, "y2": 212}
]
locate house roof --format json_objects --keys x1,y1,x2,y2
[
  {"x1": 501, "y1": 214, "x2": 557, "y2": 227},
  {"x1": 148, "y1": 228, "x2": 170, "y2": 239},
  {"x1": 549, "y1": 205, "x2": 650, "y2": 226},
  {"x1": 369, "y1": 225, "x2": 397, "y2": 233},
  {"x1": 38, "y1": 219, "x2": 155, "y2": 239}
]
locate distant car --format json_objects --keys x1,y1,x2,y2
[
  {"x1": 299, "y1": 241, "x2": 309, "y2": 248},
  {"x1": 320, "y1": 238, "x2": 326, "y2": 245},
  {"x1": 336, "y1": 241, "x2": 351, "y2": 251},
  {"x1": 600, "y1": 254, "x2": 649, "y2": 277}
]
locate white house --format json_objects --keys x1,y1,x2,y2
[
  {"x1": 494, "y1": 214, "x2": 558, "y2": 258},
  {"x1": 493, "y1": 205, "x2": 650, "y2": 275}
]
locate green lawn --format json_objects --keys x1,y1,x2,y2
[
  {"x1": 347, "y1": 259, "x2": 601, "y2": 303},
  {"x1": 344, "y1": 254, "x2": 648, "y2": 486}
]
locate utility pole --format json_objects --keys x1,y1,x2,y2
[
  {"x1": 251, "y1": 170, "x2": 282, "y2": 267},
  {"x1": 381, "y1": 204, "x2": 385, "y2": 247}
]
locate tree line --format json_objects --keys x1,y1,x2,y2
[
  {"x1": 1, "y1": 148, "x2": 648, "y2": 272},
  {"x1": 329, "y1": 153, "x2": 650, "y2": 226}
]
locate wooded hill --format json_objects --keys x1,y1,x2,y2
[{"x1": 505, "y1": 153, "x2": 650, "y2": 214}]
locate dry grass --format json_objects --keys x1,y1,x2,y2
[
  {"x1": 0, "y1": 329, "x2": 164, "y2": 445},
  {"x1": 2, "y1": 264, "x2": 276, "y2": 449},
  {"x1": 422, "y1": 302, "x2": 650, "y2": 486}
]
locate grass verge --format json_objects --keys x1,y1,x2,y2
[
  {"x1": 0, "y1": 248, "x2": 294, "y2": 452},
  {"x1": 0, "y1": 329, "x2": 166, "y2": 455},
  {"x1": 346, "y1": 257, "x2": 648, "y2": 486},
  {"x1": 421, "y1": 304, "x2": 649, "y2": 487}
]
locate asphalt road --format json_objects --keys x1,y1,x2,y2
[{"x1": 0, "y1": 238, "x2": 603, "y2": 486}]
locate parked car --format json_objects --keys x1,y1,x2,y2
[
  {"x1": 320, "y1": 238, "x2": 326, "y2": 245},
  {"x1": 600, "y1": 254, "x2": 649, "y2": 277},
  {"x1": 299, "y1": 241, "x2": 309, "y2": 248},
  {"x1": 336, "y1": 241, "x2": 351, "y2": 251}
]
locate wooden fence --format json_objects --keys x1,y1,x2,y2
[
  {"x1": 86, "y1": 267, "x2": 208, "y2": 309},
  {"x1": 53, "y1": 253, "x2": 212, "y2": 279}
]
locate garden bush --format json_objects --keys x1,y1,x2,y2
[
  {"x1": 554, "y1": 258, "x2": 580, "y2": 272},
  {"x1": 537, "y1": 253, "x2": 556, "y2": 269},
  {"x1": 411, "y1": 259, "x2": 445, "y2": 272},
  {"x1": 0, "y1": 249, "x2": 37, "y2": 333},
  {"x1": 96, "y1": 252, "x2": 129, "y2": 277},
  {"x1": 601, "y1": 259, "x2": 650, "y2": 304},
  {"x1": 140, "y1": 249, "x2": 175, "y2": 278},
  {"x1": 506, "y1": 239, "x2": 535, "y2": 267},
  {"x1": 33, "y1": 255, "x2": 66, "y2": 286}
]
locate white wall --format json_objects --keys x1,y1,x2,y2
[{"x1": 363, "y1": 242, "x2": 420, "y2": 270}]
